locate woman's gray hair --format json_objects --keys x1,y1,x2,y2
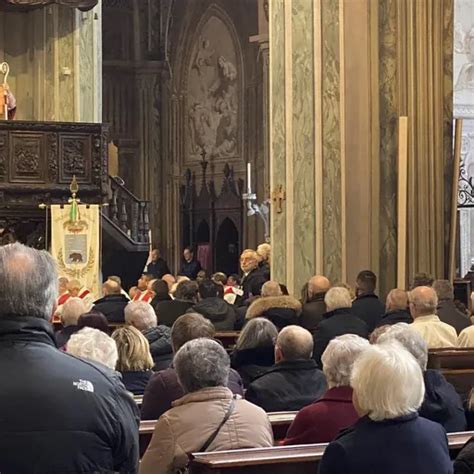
[
  {"x1": 67, "y1": 327, "x2": 118, "y2": 370},
  {"x1": 321, "y1": 334, "x2": 370, "y2": 388},
  {"x1": 0, "y1": 243, "x2": 58, "y2": 319},
  {"x1": 174, "y1": 338, "x2": 230, "y2": 393},
  {"x1": 124, "y1": 301, "x2": 157, "y2": 331},
  {"x1": 377, "y1": 323, "x2": 428, "y2": 371},
  {"x1": 61, "y1": 297, "x2": 87, "y2": 326},
  {"x1": 351, "y1": 341, "x2": 425, "y2": 421},
  {"x1": 236, "y1": 317, "x2": 278, "y2": 350}
]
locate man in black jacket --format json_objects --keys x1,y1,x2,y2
[
  {"x1": 300, "y1": 275, "x2": 330, "y2": 332},
  {"x1": 178, "y1": 247, "x2": 202, "y2": 280},
  {"x1": 376, "y1": 288, "x2": 413, "y2": 327},
  {"x1": 313, "y1": 287, "x2": 369, "y2": 367},
  {"x1": 92, "y1": 279, "x2": 130, "y2": 323},
  {"x1": 351, "y1": 270, "x2": 385, "y2": 332},
  {"x1": 155, "y1": 280, "x2": 198, "y2": 327},
  {"x1": 146, "y1": 248, "x2": 171, "y2": 279},
  {"x1": 0, "y1": 243, "x2": 139, "y2": 473},
  {"x1": 246, "y1": 325, "x2": 327, "y2": 412},
  {"x1": 240, "y1": 249, "x2": 268, "y2": 301}
]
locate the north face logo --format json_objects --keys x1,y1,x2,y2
[{"x1": 73, "y1": 379, "x2": 94, "y2": 393}]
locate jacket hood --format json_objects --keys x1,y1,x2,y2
[
  {"x1": 0, "y1": 315, "x2": 57, "y2": 347},
  {"x1": 246, "y1": 295, "x2": 302, "y2": 320},
  {"x1": 172, "y1": 386, "x2": 233, "y2": 407},
  {"x1": 193, "y1": 298, "x2": 232, "y2": 322},
  {"x1": 143, "y1": 325, "x2": 173, "y2": 355}
]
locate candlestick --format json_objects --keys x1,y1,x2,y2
[{"x1": 247, "y1": 162, "x2": 252, "y2": 195}]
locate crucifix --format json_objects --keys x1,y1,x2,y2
[{"x1": 272, "y1": 185, "x2": 286, "y2": 213}]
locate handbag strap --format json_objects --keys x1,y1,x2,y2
[{"x1": 199, "y1": 399, "x2": 235, "y2": 453}]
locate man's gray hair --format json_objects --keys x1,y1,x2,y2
[
  {"x1": 174, "y1": 338, "x2": 230, "y2": 393},
  {"x1": 67, "y1": 327, "x2": 118, "y2": 370},
  {"x1": 321, "y1": 334, "x2": 370, "y2": 388},
  {"x1": 377, "y1": 323, "x2": 428, "y2": 371},
  {"x1": 324, "y1": 287, "x2": 352, "y2": 312},
  {"x1": 277, "y1": 325, "x2": 313, "y2": 361},
  {"x1": 61, "y1": 297, "x2": 87, "y2": 327},
  {"x1": 432, "y1": 279, "x2": 454, "y2": 302},
  {"x1": 236, "y1": 317, "x2": 278, "y2": 350},
  {"x1": 261, "y1": 281, "x2": 282, "y2": 297},
  {"x1": 124, "y1": 301, "x2": 157, "y2": 331},
  {"x1": 0, "y1": 243, "x2": 58, "y2": 319}
]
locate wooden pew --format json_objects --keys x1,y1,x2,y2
[
  {"x1": 428, "y1": 348, "x2": 474, "y2": 400},
  {"x1": 188, "y1": 431, "x2": 474, "y2": 474},
  {"x1": 215, "y1": 331, "x2": 240, "y2": 350},
  {"x1": 139, "y1": 412, "x2": 297, "y2": 456}
]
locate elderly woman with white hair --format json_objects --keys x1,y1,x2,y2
[
  {"x1": 140, "y1": 338, "x2": 273, "y2": 474},
  {"x1": 378, "y1": 323, "x2": 466, "y2": 432},
  {"x1": 55, "y1": 296, "x2": 86, "y2": 348},
  {"x1": 319, "y1": 342, "x2": 453, "y2": 474},
  {"x1": 67, "y1": 327, "x2": 118, "y2": 370},
  {"x1": 282, "y1": 334, "x2": 369, "y2": 445}
]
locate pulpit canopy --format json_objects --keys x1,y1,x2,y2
[{"x1": 0, "y1": 0, "x2": 97, "y2": 11}]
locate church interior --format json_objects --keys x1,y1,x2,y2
[{"x1": 0, "y1": 0, "x2": 474, "y2": 472}]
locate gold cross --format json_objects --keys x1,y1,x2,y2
[{"x1": 272, "y1": 185, "x2": 286, "y2": 213}]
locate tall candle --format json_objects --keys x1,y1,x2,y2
[{"x1": 247, "y1": 162, "x2": 252, "y2": 194}]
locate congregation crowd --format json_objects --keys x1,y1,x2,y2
[{"x1": 0, "y1": 242, "x2": 473, "y2": 473}]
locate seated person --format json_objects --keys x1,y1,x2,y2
[
  {"x1": 187, "y1": 279, "x2": 236, "y2": 330},
  {"x1": 140, "y1": 338, "x2": 273, "y2": 474},
  {"x1": 282, "y1": 334, "x2": 369, "y2": 445},
  {"x1": 245, "y1": 326, "x2": 327, "y2": 412},
  {"x1": 77, "y1": 311, "x2": 110, "y2": 334},
  {"x1": 56, "y1": 297, "x2": 86, "y2": 348},
  {"x1": 378, "y1": 323, "x2": 466, "y2": 432},
  {"x1": 133, "y1": 273, "x2": 154, "y2": 302},
  {"x1": 125, "y1": 301, "x2": 173, "y2": 371},
  {"x1": 231, "y1": 317, "x2": 278, "y2": 387},
  {"x1": 92, "y1": 279, "x2": 129, "y2": 323},
  {"x1": 409, "y1": 286, "x2": 458, "y2": 348},
  {"x1": 140, "y1": 313, "x2": 244, "y2": 420},
  {"x1": 319, "y1": 342, "x2": 453, "y2": 474},
  {"x1": 312, "y1": 287, "x2": 369, "y2": 367},
  {"x1": 300, "y1": 275, "x2": 331, "y2": 332},
  {"x1": 458, "y1": 325, "x2": 474, "y2": 348},
  {"x1": 150, "y1": 279, "x2": 172, "y2": 312},
  {"x1": 245, "y1": 281, "x2": 302, "y2": 330},
  {"x1": 67, "y1": 327, "x2": 118, "y2": 370},
  {"x1": 455, "y1": 436, "x2": 474, "y2": 474},
  {"x1": 154, "y1": 280, "x2": 198, "y2": 327},
  {"x1": 376, "y1": 288, "x2": 413, "y2": 327},
  {"x1": 112, "y1": 326, "x2": 154, "y2": 395}
]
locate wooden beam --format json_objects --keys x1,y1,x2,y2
[
  {"x1": 449, "y1": 118, "x2": 463, "y2": 282},
  {"x1": 397, "y1": 116, "x2": 408, "y2": 289}
]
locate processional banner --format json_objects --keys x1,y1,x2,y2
[{"x1": 50, "y1": 204, "x2": 100, "y2": 297}]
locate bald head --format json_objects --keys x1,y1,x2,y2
[
  {"x1": 276, "y1": 325, "x2": 313, "y2": 362},
  {"x1": 103, "y1": 279, "x2": 121, "y2": 296},
  {"x1": 408, "y1": 286, "x2": 438, "y2": 318},
  {"x1": 162, "y1": 274, "x2": 176, "y2": 291},
  {"x1": 261, "y1": 280, "x2": 282, "y2": 297},
  {"x1": 386, "y1": 289, "x2": 408, "y2": 312},
  {"x1": 308, "y1": 275, "x2": 331, "y2": 297}
]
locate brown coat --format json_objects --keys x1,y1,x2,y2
[{"x1": 139, "y1": 387, "x2": 274, "y2": 474}]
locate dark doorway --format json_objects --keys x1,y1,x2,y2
[{"x1": 215, "y1": 218, "x2": 239, "y2": 276}]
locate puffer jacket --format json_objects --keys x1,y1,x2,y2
[
  {"x1": 139, "y1": 387, "x2": 274, "y2": 474},
  {"x1": 0, "y1": 315, "x2": 139, "y2": 473},
  {"x1": 188, "y1": 297, "x2": 237, "y2": 330},
  {"x1": 143, "y1": 325, "x2": 173, "y2": 371}
]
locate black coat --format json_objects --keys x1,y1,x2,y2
[
  {"x1": 0, "y1": 316, "x2": 139, "y2": 473},
  {"x1": 178, "y1": 259, "x2": 202, "y2": 279},
  {"x1": 420, "y1": 369, "x2": 467, "y2": 432},
  {"x1": 55, "y1": 324, "x2": 80, "y2": 348},
  {"x1": 120, "y1": 370, "x2": 153, "y2": 396},
  {"x1": 143, "y1": 325, "x2": 173, "y2": 371},
  {"x1": 189, "y1": 297, "x2": 237, "y2": 330},
  {"x1": 319, "y1": 413, "x2": 452, "y2": 474},
  {"x1": 351, "y1": 293, "x2": 385, "y2": 332},
  {"x1": 376, "y1": 309, "x2": 413, "y2": 327},
  {"x1": 312, "y1": 308, "x2": 369, "y2": 367},
  {"x1": 92, "y1": 294, "x2": 130, "y2": 323},
  {"x1": 154, "y1": 299, "x2": 195, "y2": 327},
  {"x1": 454, "y1": 437, "x2": 474, "y2": 474},
  {"x1": 300, "y1": 294, "x2": 326, "y2": 332},
  {"x1": 245, "y1": 359, "x2": 327, "y2": 412},
  {"x1": 146, "y1": 258, "x2": 171, "y2": 279},
  {"x1": 231, "y1": 345, "x2": 275, "y2": 388},
  {"x1": 241, "y1": 267, "x2": 268, "y2": 300},
  {"x1": 436, "y1": 300, "x2": 471, "y2": 335}
]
